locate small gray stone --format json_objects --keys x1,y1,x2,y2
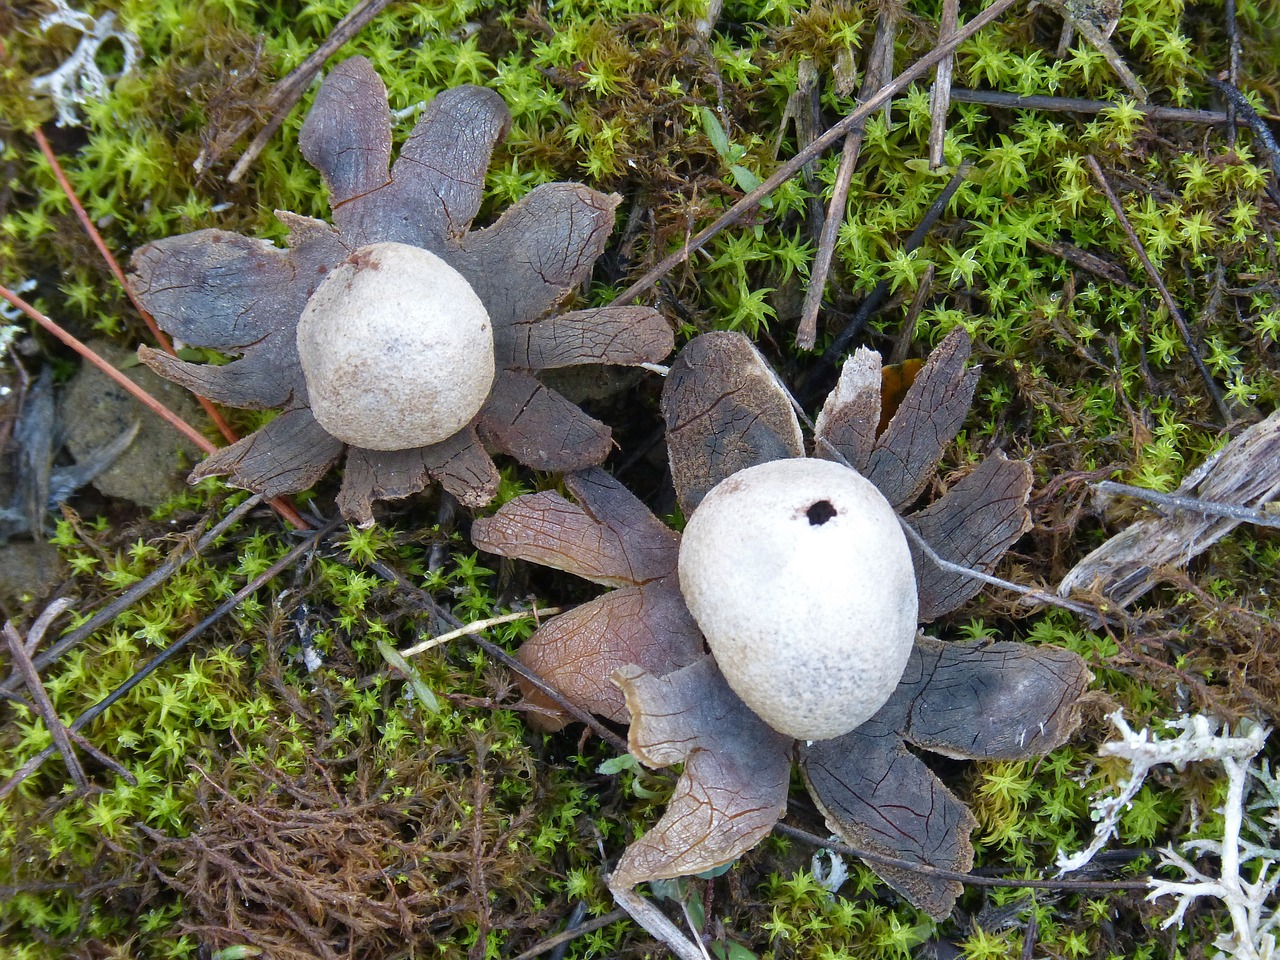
[
  {"x1": 59, "y1": 339, "x2": 204, "y2": 508},
  {"x1": 0, "y1": 539, "x2": 63, "y2": 609}
]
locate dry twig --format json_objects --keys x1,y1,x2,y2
[
  {"x1": 4, "y1": 600, "x2": 85, "y2": 789},
  {"x1": 0, "y1": 282, "x2": 212, "y2": 451},
  {"x1": 796, "y1": 7, "x2": 898, "y2": 350},
  {"x1": 363, "y1": 558, "x2": 632, "y2": 755},
  {"x1": 508, "y1": 908, "x2": 628, "y2": 960},
  {"x1": 928, "y1": 0, "x2": 960, "y2": 170},
  {"x1": 774, "y1": 823, "x2": 1150, "y2": 892},
  {"x1": 950, "y1": 87, "x2": 1249, "y2": 125},
  {"x1": 615, "y1": 0, "x2": 1022, "y2": 307},
  {"x1": 0, "y1": 494, "x2": 263, "y2": 689},
  {"x1": 192, "y1": 0, "x2": 396, "y2": 180}
]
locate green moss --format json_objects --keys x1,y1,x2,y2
[{"x1": 3, "y1": 0, "x2": 1279, "y2": 955}]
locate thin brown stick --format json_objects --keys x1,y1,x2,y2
[
  {"x1": 773, "y1": 823, "x2": 1151, "y2": 891},
  {"x1": 0, "y1": 515, "x2": 343, "y2": 798},
  {"x1": 198, "y1": 0, "x2": 397, "y2": 180},
  {"x1": 1057, "y1": 10, "x2": 1147, "y2": 102},
  {"x1": 63, "y1": 728, "x2": 136, "y2": 784},
  {"x1": 890, "y1": 262, "x2": 935, "y2": 364},
  {"x1": 4, "y1": 601, "x2": 86, "y2": 790},
  {"x1": 509, "y1": 908, "x2": 628, "y2": 960},
  {"x1": 615, "y1": 0, "x2": 1023, "y2": 306},
  {"x1": 32, "y1": 130, "x2": 240, "y2": 443},
  {"x1": 1029, "y1": 236, "x2": 1134, "y2": 287},
  {"x1": 928, "y1": 0, "x2": 960, "y2": 170},
  {"x1": 0, "y1": 283, "x2": 214, "y2": 452},
  {"x1": 949, "y1": 87, "x2": 1246, "y2": 125},
  {"x1": 32, "y1": 130, "x2": 170, "y2": 348},
  {"x1": 817, "y1": 164, "x2": 971, "y2": 367},
  {"x1": 796, "y1": 8, "x2": 898, "y2": 350},
  {"x1": 1021, "y1": 905, "x2": 1039, "y2": 960},
  {"x1": 1084, "y1": 155, "x2": 1233, "y2": 424}
]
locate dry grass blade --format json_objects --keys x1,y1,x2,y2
[
  {"x1": 816, "y1": 164, "x2": 970, "y2": 371},
  {"x1": 607, "y1": 883, "x2": 706, "y2": 960},
  {"x1": 399, "y1": 606, "x2": 565, "y2": 658},
  {"x1": 363, "y1": 557, "x2": 632, "y2": 755},
  {"x1": 1030, "y1": 236, "x2": 1134, "y2": 287},
  {"x1": 891, "y1": 262, "x2": 935, "y2": 364}
]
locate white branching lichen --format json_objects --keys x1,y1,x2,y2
[
  {"x1": 810, "y1": 842, "x2": 850, "y2": 895},
  {"x1": 29, "y1": 0, "x2": 141, "y2": 127},
  {"x1": 1060, "y1": 711, "x2": 1276, "y2": 960}
]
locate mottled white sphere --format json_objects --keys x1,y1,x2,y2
[
  {"x1": 297, "y1": 242, "x2": 495, "y2": 450},
  {"x1": 678, "y1": 458, "x2": 918, "y2": 740}
]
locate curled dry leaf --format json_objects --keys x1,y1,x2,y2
[
  {"x1": 612, "y1": 655, "x2": 793, "y2": 886},
  {"x1": 661, "y1": 331, "x2": 803, "y2": 516},
  {"x1": 130, "y1": 56, "x2": 672, "y2": 525},
  {"x1": 471, "y1": 468, "x2": 702, "y2": 729},
  {"x1": 472, "y1": 328, "x2": 1089, "y2": 921}
]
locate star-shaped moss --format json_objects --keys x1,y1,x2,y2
[
  {"x1": 472, "y1": 329, "x2": 1091, "y2": 920},
  {"x1": 130, "y1": 56, "x2": 672, "y2": 525}
]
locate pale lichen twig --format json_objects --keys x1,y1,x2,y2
[
  {"x1": 1094, "y1": 479, "x2": 1280, "y2": 530},
  {"x1": 1060, "y1": 712, "x2": 1276, "y2": 960}
]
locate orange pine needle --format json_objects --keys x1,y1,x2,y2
[
  {"x1": 0, "y1": 282, "x2": 312, "y2": 530},
  {"x1": 29, "y1": 130, "x2": 310, "y2": 529},
  {"x1": 0, "y1": 282, "x2": 215, "y2": 453},
  {"x1": 31, "y1": 128, "x2": 242, "y2": 447}
]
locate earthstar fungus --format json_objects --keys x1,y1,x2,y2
[
  {"x1": 472, "y1": 328, "x2": 1091, "y2": 923},
  {"x1": 129, "y1": 56, "x2": 672, "y2": 524},
  {"x1": 678, "y1": 456, "x2": 919, "y2": 741}
]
